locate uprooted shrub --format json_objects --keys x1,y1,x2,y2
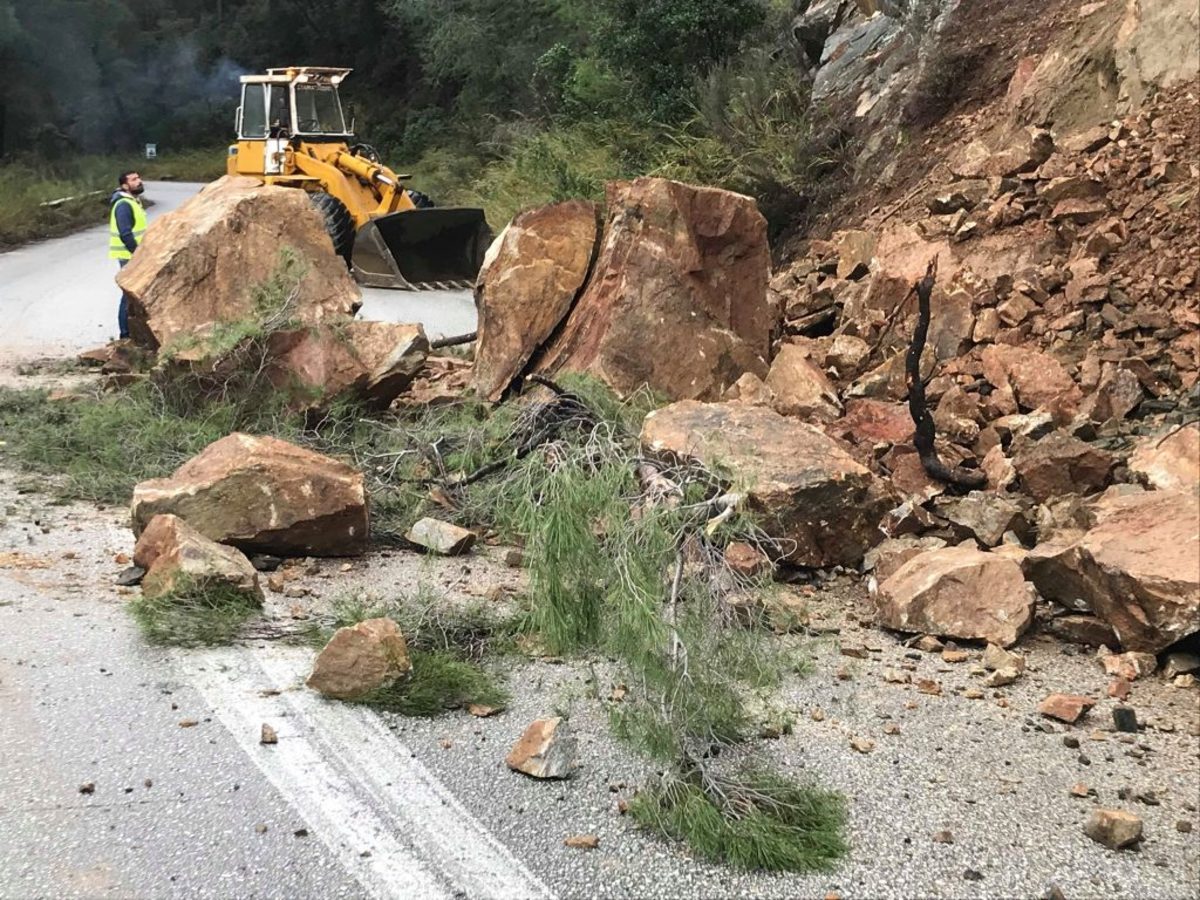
[
  {"x1": 128, "y1": 574, "x2": 262, "y2": 647},
  {"x1": 332, "y1": 373, "x2": 847, "y2": 870}
]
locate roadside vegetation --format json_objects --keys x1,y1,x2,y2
[
  {"x1": 0, "y1": 150, "x2": 228, "y2": 248},
  {"x1": 129, "y1": 576, "x2": 262, "y2": 647},
  {"x1": 3, "y1": 1, "x2": 845, "y2": 245}
]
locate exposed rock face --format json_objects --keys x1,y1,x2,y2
[
  {"x1": 874, "y1": 546, "x2": 1035, "y2": 647},
  {"x1": 1023, "y1": 490, "x2": 1200, "y2": 652},
  {"x1": 765, "y1": 344, "x2": 843, "y2": 421},
  {"x1": 1128, "y1": 424, "x2": 1200, "y2": 493},
  {"x1": 131, "y1": 433, "x2": 368, "y2": 557},
  {"x1": 506, "y1": 717, "x2": 576, "y2": 779},
  {"x1": 133, "y1": 513, "x2": 262, "y2": 602},
  {"x1": 473, "y1": 201, "x2": 599, "y2": 401},
  {"x1": 641, "y1": 401, "x2": 891, "y2": 566},
  {"x1": 536, "y1": 178, "x2": 771, "y2": 400},
  {"x1": 306, "y1": 617, "x2": 411, "y2": 701},
  {"x1": 117, "y1": 176, "x2": 361, "y2": 350},
  {"x1": 267, "y1": 322, "x2": 428, "y2": 409}
]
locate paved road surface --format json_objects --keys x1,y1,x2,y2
[
  {"x1": 0, "y1": 181, "x2": 477, "y2": 362},
  {"x1": 0, "y1": 489, "x2": 551, "y2": 900}
]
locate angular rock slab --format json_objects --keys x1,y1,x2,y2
[
  {"x1": 1128, "y1": 424, "x2": 1200, "y2": 494},
  {"x1": 765, "y1": 344, "x2": 843, "y2": 421},
  {"x1": 874, "y1": 546, "x2": 1035, "y2": 647},
  {"x1": 506, "y1": 717, "x2": 576, "y2": 779},
  {"x1": 981, "y1": 345, "x2": 1082, "y2": 422},
  {"x1": 118, "y1": 175, "x2": 361, "y2": 351},
  {"x1": 267, "y1": 321, "x2": 429, "y2": 410},
  {"x1": 473, "y1": 200, "x2": 600, "y2": 402},
  {"x1": 641, "y1": 401, "x2": 891, "y2": 567},
  {"x1": 307, "y1": 617, "x2": 412, "y2": 701},
  {"x1": 131, "y1": 433, "x2": 369, "y2": 557},
  {"x1": 1013, "y1": 432, "x2": 1114, "y2": 502},
  {"x1": 406, "y1": 517, "x2": 477, "y2": 556},
  {"x1": 536, "y1": 177, "x2": 771, "y2": 401},
  {"x1": 1023, "y1": 490, "x2": 1200, "y2": 652},
  {"x1": 133, "y1": 513, "x2": 262, "y2": 603}
]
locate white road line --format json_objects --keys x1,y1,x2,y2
[{"x1": 178, "y1": 646, "x2": 553, "y2": 900}]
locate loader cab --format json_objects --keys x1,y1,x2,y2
[{"x1": 229, "y1": 67, "x2": 353, "y2": 177}]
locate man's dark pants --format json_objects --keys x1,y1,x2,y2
[{"x1": 118, "y1": 259, "x2": 129, "y2": 339}]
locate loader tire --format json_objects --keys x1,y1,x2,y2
[{"x1": 310, "y1": 192, "x2": 355, "y2": 264}]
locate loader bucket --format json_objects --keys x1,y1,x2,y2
[{"x1": 351, "y1": 208, "x2": 491, "y2": 290}]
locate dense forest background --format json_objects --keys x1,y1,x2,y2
[{"x1": 1, "y1": 0, "x2": 841, "y2": 230}]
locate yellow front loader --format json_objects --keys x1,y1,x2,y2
[{"x1": 226, "y1": 66, "x2": 490, "y2": 290}]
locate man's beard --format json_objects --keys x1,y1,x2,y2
[{"x1": 130, "y1": 183, "x2": 145, "y2": 196}]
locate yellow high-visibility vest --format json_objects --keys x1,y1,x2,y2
[{"x1": 108, "y1": 194, "x2": 147, "y2": 260}]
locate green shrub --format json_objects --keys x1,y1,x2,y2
[{"x1": 129, "y1": 578, "x2": 261, "y2": 647}]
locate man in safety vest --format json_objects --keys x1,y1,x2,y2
[{"x1": 108, "y1": 171, "x2": 146, "y2": 340}]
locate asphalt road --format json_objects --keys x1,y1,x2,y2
[
  {"x1": 0, "y1": 181, "x2": 477, "y2": 362},
  {"x1": 0, "y1": 485, "x2": 550, "y2": 900}
]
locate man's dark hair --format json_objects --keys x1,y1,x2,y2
[{"x1": 118, "y1": 170, "x2": 139, "y2": 187}]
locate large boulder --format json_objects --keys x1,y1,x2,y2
[
  {"x1": 641, "y1": 401, "x2": 891, "y2": 567},
  {"x1": 473, "y1": 201, "x2": 599, "y2": 402},
  {"x1": 266, "y1": 321, "x2": 428, "y2": 410},
  {"x1": 133, "y1": 513, "x2": 262, "y2": 603},
  {"x1": 536, "y1": 178, "x2": 771, "y2": 401},
  {"x1": 874, "y1": 546, "x2": 1036, "y2": 647},
  {"x1": 118, "y1": 176, "x2": 361, "y2": 350},
  {"x1": 1023, "y1": 490, "x2": 1200, "y2": 652},
  {"x1": 131, "y1": 433, "x2": 368, "y2": 556}
]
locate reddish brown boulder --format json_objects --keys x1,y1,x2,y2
[
  {"x1": 981, "y1": 345, "x2": 1082, "y2": 421},
  {"x1": 267, "y1": 322, "x2": 428, "y2": 409},
  {"x1": 131, "y1": 433, "x2": 368, "y2": 556},
  {"x1": 1084, "y1": 809, "x2": 1143, "y2": 850},
  {"x1": 118, "y1": 176, "x2": 361, "y2": 350},
  {"x1": 874, "y1": 546, "x2": 1034, "y2": 647},
  {"x1": 1012, "y1": 432, "x2": 1115, "y2": 502},
  {"x1": 765, "y1": 345, "x2": 842, "y2": 421},
  {"x1": 536, "y1": 178, "x2": 770, "y2": 400},
  {"x1": 641, "y1": 401, "x2": 891, "y2": 567},
  {"x1": 133, "y1": 513, "x2": 262, "y2": 603},
  {"x1": 473, "y1": 201, "x2": 599, "y2": 401},
  {"x1": 1128, "y1": 424, "x2": 1200, "y2": 493},
  {"x1": 307, "y1": 617, "x2": 411, "y2": 700},
  {"x1": 1023, "y1": 490, "x2": 1200, "y2": 652}
]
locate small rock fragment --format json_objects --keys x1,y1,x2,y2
[
  {"x1": 261, "y1": 723, "x2": 278, "y2": 745},
  {"x1": 850, "y1": 736, "x2": 876, "y2": 753},
  {"x1": 1038, "y1": 694, "x2": 1095, "y2": 724},
  {"x1": 1101, "y1": 651, "x2": 1157, "y2": 682},
  {"x1": 1084, "y1": 809, "x2": 1143, "y2": 849},
  {"x1": 563, "y1": 834, "x2": 599, "y2": 850},
  {"x1": 405, "y1": 517, "x2": 477, "y2": 556},
  {"x1": 506, "y1": 717, "x2": 576, "y2": 779},
  {"x1": 468, "y1": 704, "x2": 502, "y2": 718},
  {"x1": 932, "y1": 830, "x2": 954, "y2": 844},
  {"x1": 1112, "y1": 707, "x2": 1139, "y2": 733},
  {"x1": 78, "y1": 782, "x2": 95, "y2": 794},
  {"x1": 178, "y1": 719, "x2": 199, "y2": 728}
]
